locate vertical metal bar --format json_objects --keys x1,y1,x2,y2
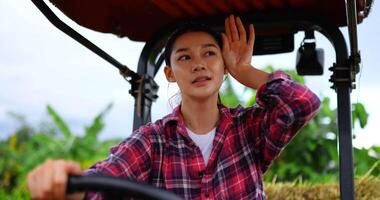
[
  {"x1": 314, "y1": 18, "x2": 354, "y2": 199},
  {"x1": 346, "y1": 0, "x2": 359, "y2": 61},
  {"x1": 337, "y1": 88, "x2": 355, "y2": 200},
  {"x1": 328, "y1": 31, "x2": 355, "y2": 200},
  {"x1": 337, "y1": 0, "x2": 359, "y2": 199}
]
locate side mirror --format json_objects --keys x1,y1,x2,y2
[{"x1": 296, "y1": 31, "x2": 324, "y2": 76}]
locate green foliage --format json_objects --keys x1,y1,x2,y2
[
  {"x1": 0, "y1": 103, "x2": 120, "y2": 199},
  {"x1": 220, "y1": 76, "x2": 241, "y2": 107},
  {"x1": 220, "y1": 66, "x2": 379, "y2": 183},
  {"x1": 47, "y1": 105, "x2": 73, "y2": 139},
  {"x1": 352, "y1": 103, "x2": 369, "y2": 129}
]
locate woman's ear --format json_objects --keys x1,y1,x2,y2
[{"x1": 164, "y1": 65, "x2": 176, "y2": 82}]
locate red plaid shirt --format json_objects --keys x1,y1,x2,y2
[{"x1": 85, "y1": 71, "x2": 321, "y2": 200}]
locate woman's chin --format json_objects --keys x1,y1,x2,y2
[{"x1": 186, "y1": 91, "x2": 218, "y2": 102}]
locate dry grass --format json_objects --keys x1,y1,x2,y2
[{"x1": 264, "y1": 175, "x2": 380, "y2": 200}]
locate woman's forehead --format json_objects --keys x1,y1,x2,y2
[{"x1": 172, "y1": 31, "x2": 219, "y2": 50}]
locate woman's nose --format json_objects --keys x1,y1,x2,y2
[
  {"x1": 192, "y1": 64, "x2": 206, "y2": 72},
  {"x1": 191, "y1": 58, "x2": 206, "y2": 72}
]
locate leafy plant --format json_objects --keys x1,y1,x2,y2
[{"x1": 0, "y1": 103, "x2": 120, "y2": 198}]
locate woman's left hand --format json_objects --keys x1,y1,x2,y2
[{"x1": 222, "y1": 15, "x2": 255, "y2": 78}]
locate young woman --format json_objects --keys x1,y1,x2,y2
[{"x1": 27, "y1": 15, "x2": 321, "y2": 200}]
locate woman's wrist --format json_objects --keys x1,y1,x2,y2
[
  {"x1": 227, "y1": 63, "x2": 251, "y2": 80},
  {"x1": 229, "y1": 64, "x2": 270, "y2": 90}
]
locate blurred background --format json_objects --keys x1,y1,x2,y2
[{"x1": 1, "y1": 0, "x2": 379, "y2": 199}]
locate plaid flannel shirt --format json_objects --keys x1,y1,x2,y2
[{"x1": 85, "y1": 71, "x2": 321, "y2": 200}]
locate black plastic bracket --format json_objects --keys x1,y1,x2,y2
[
  {"x1": 129, "y1": 74, "x2": 159, "y2": 117},
  {"x1": 329, "y1": 62, "x2": 354, "y2": 90},
  {"x1": 329, "y1": 51, "x2": 361, "y2": 91}
]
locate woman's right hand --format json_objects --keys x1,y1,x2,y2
[
  {"x1": 27, "y1": 159, "x2": 83, "y2": 200},
  {"x1": 221, "y1": 15, "x2": 255, "y2": 78}
]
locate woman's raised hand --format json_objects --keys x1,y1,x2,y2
[
  {"x1": 27, "y1": 159, "x2": 83, "y2": 200},
  {"x1": 221, "y1": 15, "x2": 255, "y2": 78}
]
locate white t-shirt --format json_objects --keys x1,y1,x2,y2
[{"x1": 186, "y1": 127, "x2": 216, "y2": 166}]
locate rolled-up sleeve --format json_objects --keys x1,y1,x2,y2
[{"x1": 248, "y1": 70, "x2": 321, "y2": 172}]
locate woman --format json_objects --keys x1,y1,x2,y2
[{"x1": 27, "y1": 15, "x2": 321, "y2": 200}]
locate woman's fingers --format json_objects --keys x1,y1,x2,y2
[
  {"x1": 66, "y1": 161, "x2": 83, "y2": 174},
  {"x1": 40, "y1": 160, "x2": 54, "y2": 199},
  {"x1": 27, "y1": 168, "x2": 40, "y2": 199},
  {"x1": 229, "y1": 15, "x2": 239, "y2": 41},
  {"x1": 236, "y1": 17, "x2": 246, "y2": 43},
  {"x1": 248, "y1": 24, "x2": 255, "y2": 51},
  {"x1": 225, "y1": 18, "x2": 232, "y2": 42},
  {"x1": 225, "y1": 15, "x2": 250, "y2": 44},
  {"x1": 53, "y1": 161, "x2": 82, "y2": 199},
  {"x1": 52, "y1": 161, "x2": 68, "y2": 200},
  {"x1": 221, "y1": 33, "x2": 230, "y2": 52}
]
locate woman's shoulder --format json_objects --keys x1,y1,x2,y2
[
  {"x1": 133, "y1": 119, "x2": 165, "y2": 138},
  {"x1": 132, "y1": 110, "x2": 178, "y2": 140},
  {"x1": 220, "y1": 104, "x2": 263, "y2": 119}
]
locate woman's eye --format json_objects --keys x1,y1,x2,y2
[
  {"x1": 205, "y1": 51, "x2": 216, "y2": 56},
  {"x1": 178, "y1": 55, "x2": 190, "y2": 61}
]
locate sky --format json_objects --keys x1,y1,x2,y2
[{"x1": 1, "y1": 1, "x2": 379, "y2": 148}]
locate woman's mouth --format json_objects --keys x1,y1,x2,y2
[{"x1": 192, "y1": 76, "x2": 211, "y2": 84}]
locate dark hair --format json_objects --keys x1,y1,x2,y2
[{"x1": 164, "y1": 22, "x2": 223, "y2": 66}]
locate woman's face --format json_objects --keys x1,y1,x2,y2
[{"x1": 164, "y1": 31, "x2": 226, "y2": 102}]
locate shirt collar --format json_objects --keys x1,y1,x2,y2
[
  {"x1": 162, "y1": 105, "x2": 182, "y2": 127},
  {"x1": 162, "y1": 104, "x2": 233, "y2": 128}
]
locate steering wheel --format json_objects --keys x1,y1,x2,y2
[{"x1": 66, "y1": 175, "x2": 183, "y2": 200}]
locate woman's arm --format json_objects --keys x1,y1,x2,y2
[
  {"x1": 221, "y1": 15, "x2": 269, "y2": 90},
  {"x1": 221, "y1": 15, "x2": 321, "y2": 172},
  {"x1": 247, "y1": 71, "x2": 321, "y2": 172}
]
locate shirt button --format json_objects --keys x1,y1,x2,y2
[
  {"x1": 205, "y1": 191, "x2": 210, "y2": 198},
  {"x1": 198, "y1": 171, "x2": 204, "y2": 178}
]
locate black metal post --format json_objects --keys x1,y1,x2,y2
[
  {"x1": 333, "y1": 0, "x2": 361, "y2": 199},
  {"x1": 337, "y1": 88, "x2": 355, "y2": 200},
  {"x1": 132, "y1": 36, "x2": 166, "y2": 131},
  {"x1": 321, "y1": 19, "x2": 355, "y2": 200}
]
